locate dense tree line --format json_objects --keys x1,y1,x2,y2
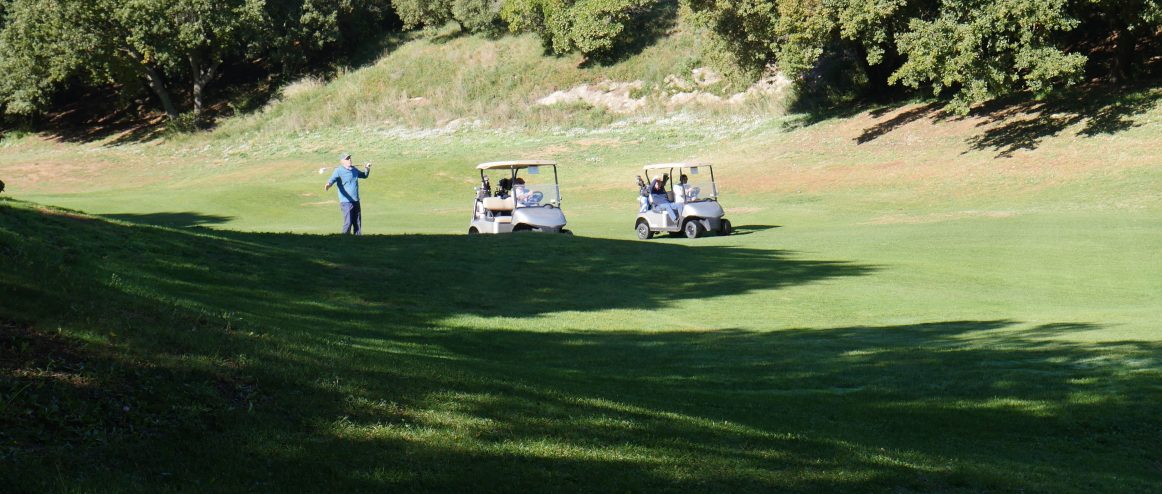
[
  {"x1": 0, "y1": 0, "x2": 400, "y2": 122},
  {"x1": 687, "y1": 0, "x2": 1160, "y2": 111},
  {"x1": 0, "y1": 0, "x2": 1157, "y2": 123}
]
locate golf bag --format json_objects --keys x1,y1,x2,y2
[{"x1": 477, "y1": 175, "x2": 491, "y2": 199}]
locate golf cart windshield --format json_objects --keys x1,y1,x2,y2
[
  {"x1": 675, "y1": 166, "x2": 717, "y2": 202},
  {"x1": 513, "y1": 166, "x2": 560, "y2": 208}
]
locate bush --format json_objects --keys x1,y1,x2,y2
[
  {"x1": 394, "y1": 0, "x2": 501, "y2": 33},
  {"x1": 500, "y1": 0, "x2": 657, "y2": 59},
  {"x1": 453, "y1": 0, "x2": 504, "y2": 33}
]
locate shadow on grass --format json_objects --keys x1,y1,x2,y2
[
  {"x1": 243, "y1": 320, "x2": 1160, "y2": 492},
  {"x1": 102, "y1": 212, "x2": 235, "y2": 228},
  {"x1": 797, "y1": 83, "x2": 1160, "y2": 159},
  {"x1": 3, "y1": 201, "x2": 1160, "y2": 492},
  {"x1": 88, "y1": 215, "x2": 873, "y2": 324},
  {"x1": 854, "y1": 103, "x2": 943, "y2": 144},
  {"x1": 36, "y1": 91, "x2": 168, "y2": 146},
  {"x1": 82, "y1": 319, "x2": 1157, "y2": 492},
  {"x1": 729, "y1": 224, "x2": 780, "y2": 236},
  {"x1": 962, "y1": 85, "x2": 1162, "y2": 157}
]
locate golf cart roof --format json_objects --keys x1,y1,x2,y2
[
  {"x1": 642, "y1": 162, "x2": 709, "y2": 171},
  {"x1": 477, "y1": 160, "x2": 557, "y2": 170}
]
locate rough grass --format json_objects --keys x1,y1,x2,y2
[
  {"x1": 213, "y1": 30, "x2": 699, "y2": 135},
  {"x1": 206, "y1": 14, "x2": 784, "y2": 140}
]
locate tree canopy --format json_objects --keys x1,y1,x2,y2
[
  {"x1": 0, "y1": 0, "x2": 1157, "y2": 123},
  {"x1": 0, "y1": 0, "x2": 399, "y2": 121},
  {"x1": 688, "y1": 0, "x2": 1159, "y2": 112}
]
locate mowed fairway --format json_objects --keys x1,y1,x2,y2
[{"x1": 2, "y1": 98, "x2": 1161, "y2": 492}]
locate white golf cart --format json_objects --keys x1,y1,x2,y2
[
  {"x1": 635, "y1": 163, "x2": 731, "y2": 239},
  {"x1": 469, "y1": 160, "x2": 571, "y2": 235}
]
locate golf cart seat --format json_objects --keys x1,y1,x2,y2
[{"x1": 482, "y1": 196, "x2": 515, "y2": 212}]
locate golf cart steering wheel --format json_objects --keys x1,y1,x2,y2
[{"x1": 528, "y1": 191, "x2": 544, "y2": 205}]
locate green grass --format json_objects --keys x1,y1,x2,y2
[
  {"x1": 2, "y1": 192, "x2": 1160, "y2": 492},
  {"x1": 2, "y1": 23, "x2": 1161, "y2": 492}
]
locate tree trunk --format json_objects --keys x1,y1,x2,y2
[
  {"x1": 124, "y1": 47, "x2": 180, "y2": 120},
  {"x1": 1110, "y1": 26, "x2": 1135, "y2": 84},
  {"x1": 189, "y1": 54, "x2": 221, "y2": 118},
  {"x1": 143, "y1": 63, "x2": 180, "y2": 120}
]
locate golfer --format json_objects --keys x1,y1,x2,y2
[
  {"x1": 649, "y1": 174, "x2": 679, "y2": 222},
  {"x1": 324, "y1": 153, "x2": 371, "y2": 235}
]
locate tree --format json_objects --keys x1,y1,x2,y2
[
  {"x1": 688, "y1": 0, "x2": 1106, "y2": 110},
  {"x1": 453, "y1": 0, "x2": 503, "y2": 33},
  {"x1": 394, "y1": 0, "x2": 455, "y2": 30},
  {"x1": 0, "y1": 0, "x2": 265, "y2": 120},
  {"x1": 1075, "y1": 0, "x2": 1162, "y2": 83},
  {"x1": 262, "y1": 0, "x2": 400, "y2": 77},
  {"x1": 500, "y1": 0, "x2": 656, "y2": 59},
  {"x1": 115, "y1": 0, "x2": 267, "y2": 118},
  {"x1": 889, "y1": 0, "x2": 1087, "y2": 113},
  {"x1": 771, "y1": 0, "x2": 832, "y2": 77},
  {"x1": 393, "y1": 0, "x2": 500, "y2": 33}
]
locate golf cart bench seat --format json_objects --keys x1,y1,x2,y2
[{"x1": 482, "y1": 196, "x2": 515, "y2": 212}]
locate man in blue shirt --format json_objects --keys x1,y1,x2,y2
[{"x1": 324, "y1": 153, "x2": 371, "y2": 235}]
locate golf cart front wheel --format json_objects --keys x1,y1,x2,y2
[
  {"x1": 560, "y1": 228, "x2": 573, "y2": 236},
  {"x1": 468, "y1": 227, "x2": 480, "y2": 235},
  {"x1": 719, "y1": 219, "x2": 732, "y2": 236},
  {"x1": 636, "y1": 221, "x2": 653, "y2": 240},
  {"x1": 684, "y1": 220, "x2": 704, "y2": 239}
]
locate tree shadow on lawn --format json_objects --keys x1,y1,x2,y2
[
  {"x1": 95, "y1": 227, "x2": 876, "y2": 327},
  {"x1": 2, "y1": 202, "x2": 873, "y2": 324},
  {"x1": 4, "y1": 203, "x2": 1160, "y2": 491},
  {"x1": 854, "y1": 102, "x2": 944, "y2": 144},
  {"x1": 962, "y1": 85, "x2": 1162, "y2": 158},
  {"x1": 150, "y1": 320, "x2": 1161, "y2": 492},
  {"x1": 102, "y1": 212, "x2": 234, "y2": 228},
  {"x1": 847, "y1": 84, "x2": 1161, "y2": 158}
]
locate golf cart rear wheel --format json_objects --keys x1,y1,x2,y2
[
  {"x1": 719, "y1": 219, "x2": 732, "y2": 236},
  {"x1": 468, "y1": 227, "x2": 480, "y2": 235},
  {"x1": 684, "y1": 220, "x2": 704, "y2": 239},
  {"x1": 635, "y1": 220, "x2": 653, "y2": 240}
]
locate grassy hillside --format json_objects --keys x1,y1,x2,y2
[
  {"x1": 213, "y1": 25, "x2": 734, "y2": 135},
  {"x1": 2, "y1": 23, "x2": 1162, "y2": 493}
]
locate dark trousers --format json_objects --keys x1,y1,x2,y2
[{"x1": 340, "y1": 201, "x2": 362, "y2": 235}]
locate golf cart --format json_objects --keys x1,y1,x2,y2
[
  {"x1": 469, "y1": 160, "x2": 571, "y2": 235},
  {"x1": 635, "y1": 163, "x2": 731, "y2": 239}
]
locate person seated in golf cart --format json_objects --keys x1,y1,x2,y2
[
  {"x1": 649, "y1": 174, "x2": 680, "y2": 222},
  {"x1": 513, "y1": 177, "x2": 534, "y2": 205},
  {"x1": 674, "y1": 174, "x2": 700, "y2": 203}
]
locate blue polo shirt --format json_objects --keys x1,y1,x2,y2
[{"x1": 328, "y1": 165, "x2": 369, "y2": 203}]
